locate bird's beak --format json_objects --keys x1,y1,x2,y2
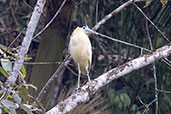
[{"x1": 84, "y1": 26, "x2": 94, "y2": 35}]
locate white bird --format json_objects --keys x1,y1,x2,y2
[{"x1": 69, "y1": 25, "x2": 92, "y2": 88}]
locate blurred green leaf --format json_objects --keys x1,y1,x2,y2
[
  {"x1": 118, "y1": 102, "x2": 122, "y2": 109},
  {"x1": 12, "y1": 92, "x2": 22, "y2": 105},
  {"x1": 123, "y1": 93, "x2": 131, "y2": 108},
  {"x1": 120, "y1": 94, "x2": 124, "y2": 102},
  {"x1": 1, "y1": 99, "x2": 19, "y2": 109},
  {"x1": 0, "y1": 45, "x2": 15, "y2": 56},
  {"x1": 0, "y1": 0, "x2": 7, "y2": 3},
  {"x1": 18, "y1": 87, "x2": 29, "y2": 102},
  {"x1": 136, "y1": 111, "x2": 142, "y2": 114},
  {"x1": 114, "y1": 95, "x2": 120, "y2": 104},
  {"x1": 23, "y1": 83, "x2": 37, "y2": 91},
  {"x1": 0, "y1": 66, "x2": 9, "y2": 78},
  {"x1": 155, "y1": 38, "x2": 163, "y2": 48},
  {"x1": 25, "y1": 57, "x2": 32, "y2": 60},
  {"x1": 131, "y1": 104, "x2": 137, "y2": 112},
  {"x1": 20, "y1": 104, "x2": 33, "y2": 114},
  {"x1": 0, "y1": 49, "x2": 6, "y2": 56},
  {"x1": 3, "y1": 108, "x2": 10, "y2": 114},
  {"x1": 1, "y1": 58, "x2": 12, "y2": 72},
  {"x1": 20, "y1": 65, "x2": 26, "y2": 78},
  {"x1": 8, "y1": 109, "x2": 16, "y2": 114}
]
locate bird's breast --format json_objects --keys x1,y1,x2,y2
[{"x1": 69, "y1": 32, "x2": 92, "y2": 75}]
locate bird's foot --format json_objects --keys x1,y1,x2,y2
[{"x1": 74, "y1": 87, "x2": 82, "y2": 93}]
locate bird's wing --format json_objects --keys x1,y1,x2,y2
[{"x1": 86, "y1": 42, "x2": 92, "y2": 71}]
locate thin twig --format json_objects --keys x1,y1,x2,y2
[
  {"x1": 0, "y1": 60, "x2": 62, "y2": 65},
  {"x1": 8, "y1": 28, "x2": 26, "y2": 48},
  {"x1": 156, "y1": 89, "x2": 171, "y2": 94},
  {"x1": 134, "y1": 3, "x2": 170, "y2": 42},
  {"x1": 95, "y1": 0, "x2": 99, "y2": 24},
  {"x1": 163, "y1": 58, "x2": 171, "y2": 67},
  {"x1": 90, "y1": 30, "x2": 151, "y2": 52},
  {"x1": 36, "y1": 54, "x2": 71, "y2": 101},
  {"x1": 33, "y1": 0, "x2": 67, "y2": 39},
  {"x1": 139, "y1": 96, "x2": 157, "y2": 114},
  {"x1": 66, "y1": 65, "x2": 78, "y2": 76},
  {"x1": 146, "y1": 20, "x2": 158, "y2": 114},
  {"x1": 92, "y1": 0, "x2": 144, "y2": 31}
]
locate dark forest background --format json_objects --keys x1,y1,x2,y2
[{"x1": 0, "y1": 0, "x2": 171, "y2": 114}]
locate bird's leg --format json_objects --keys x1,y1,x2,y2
[
  {"x1": 86, "y1": 66, "x2": 91, "y2": 82},
  {"x1": 77, "y1": 64, "x2": 81, "y2": 89},
  {"x1": 87, "y1": 73, "x2": 91, "y2": 82}
]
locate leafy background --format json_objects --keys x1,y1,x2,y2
[{"x1": 0, "y1": 0, "x2": 170, "y2": 114}]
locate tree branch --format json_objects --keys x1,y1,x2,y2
[
  {"x1": 92, "y1": 0, "x2": 145, "y2": 31},
  {"x1": 6, "y1": 0, "x2": 46, "y2": 86},
  {"x1": 46, "y1": 43, "x2": 171, "y2": 114},
  {"x1": 146, "y1": 19, "x2": 158, "y2": 114}
]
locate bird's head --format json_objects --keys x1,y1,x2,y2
[
  {"x1": 81, "y1": 25, "x2": 92, "y2": 34},
  {"x1": 72, "y1": 25, "x2": 93, "y2": 36}
]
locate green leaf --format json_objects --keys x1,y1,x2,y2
[
  {"x1": 136, "y1": 111, "x2": 142, "y2": 114},
  {"x1": 20, "y1": 65, "x2": 26, "y2": 78},
  {"x1": 123, "y1": 93, "x2": 131, "y2": 108},
  {"x1": 23, "y1": 83, "x2": 37, "y2": 91},
  {"x1": 114, "y1": 95, "x2": 120, "y2": 104},
  {"x1": 0, "y1": 45, "x2": 15, "y2": 56},
  {"x1": 20, "y1": 104, "x2": 33, "y2": 114},
  {"x1": 25, "y1": 57, "x2": 32, "y2": 60},
  {"x1": 1, "y1": 99, "x2": 19, "y2": 109},
  {"x1": 12, "y1": 92, "x2": 22, "y2": 105},
  {"x1": 18, "y1": 87, "x2": 29, "y2": 102},
  {"x1": 3, "y1": 108, "x2": 10, "y2": 114},
  {"x1": 131, "y1": 104, "x2": 137, "y2": 112},
  {"x1": 118, "y1": 102, "x2": 122, "y2": 109},
  {"x1": 0, "y1": 66, "x2": 9, "y2": 78},
  {"x1": 19, "y1": 72, "x2": 26, "y2": 83},
  {"x1": 120, "y1": 94, "x2": 124, "y2": 102},
  {"x1": 0, "y1": 48, "x2": 6, "y2": 56},
  {"x1": 8, "y1": 109, "x2": 16, "y2": 114},
  {"x1": 1, "y1": 58, "x2": 12, "y2": 72}
]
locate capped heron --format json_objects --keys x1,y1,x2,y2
[{"x1": 69, "y1": 25, "x2": 92, "y2": 88}]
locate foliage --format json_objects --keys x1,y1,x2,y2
[
  {"x1": 0, "y1": 0, "x2": 170, "y2": 113},
  {"x1": 0, "y1": 44, "x2": 42, "y2": 113}
]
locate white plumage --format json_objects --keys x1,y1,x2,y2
[{"x1": 69, "y1": 26, "x2": 92, "y2": 88}]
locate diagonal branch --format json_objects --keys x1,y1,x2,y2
[
  {"x1": 134, "y1": 3, "x2": 170, "y2": 42},
  {"x1": 46, "y1": 43, "x2": 171, "y2": 114},
  {"x1": 33, "y1": 0, "x2": 68, "y2": 39},
  {"x1": 92, "y1": 0, "x2": 145, "y2": 31},
  {"x1": 6, "y1": 0, "x2": 46, "y2": 86}
]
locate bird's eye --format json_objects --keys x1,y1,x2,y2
[{"x1": 82, "y1": 26, "x2": 86, "y2": 30}]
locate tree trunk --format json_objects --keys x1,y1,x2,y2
[{"x1": 29, "y1": 0, "x2": 73, "y2": 110}]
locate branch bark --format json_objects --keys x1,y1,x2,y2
[
  {"x1": 46, "y1": 43, "x2": 171, "y2": 114},
  {"x1": 6, "y1": 0, "x2": 46, "y2": 86}
]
